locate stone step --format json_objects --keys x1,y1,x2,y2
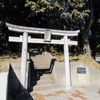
[
  {"x1": 30, "y1": 68, "x2": 49, "y2": 71},
  {"x1": 32, "y1": 84, "x2": 59, "y2": 91},
  {"x1": 33, "y1": 63, "x2": 48, "y2": 66},
  {"x1": 33, "y1": 66, "x2": 49, "y2": 69},
  {"x1": 44, "y1": 93, "x2": 68, "y2": 100},
  {"x1": 31, "y1": 56, "x2": 47, "y2": 62},
  {"x1": 30, "y1": 64, "x2": 49, "y2": 69},
  {"x1": 31, "y1": 55, "x2": 45, "y2": 58},
  {"x1": 31, "y1": 79, "x2": 55, "y2": 86},
  {"x1": 31, "y1": 75, "x2": 54, "y2": 81},
  {"x1": 31, "y1": 76, "x2": 53, "y2": 81},
  {"x1": 30, "y1": 74, "x2": 55, "y2": 85},
  {"x1": 30, "y1": 81, "x2": 55, "y2": 87},
  {"x1": 30, "y1": 56, "x2": 50, "y2": 69},
  {"x1": 31, "y1": 72, "x2": 52, "y2": 77},
  {"x1": 32, "y1": 61, "x2": 49, "y2": 66},
  {"x1": 31, "y1": 58, "x2": 47, "y2": 61},
  {"x1": 32, "y1": 60, "x2": 48, "y2": 63},
  {"x1": 31, "y1": 86, "x2": 65, "y2": 95},
  {"x1": 31, "y1": 67, "x2": 50, "y2": 70}
]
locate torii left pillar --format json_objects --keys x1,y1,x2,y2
[
  {"x1": 64, "y1": 35, "x2": 71, "y2": 87},
  {"x1": 20, "y1": 32, "x2": 28, "y2": 88}
]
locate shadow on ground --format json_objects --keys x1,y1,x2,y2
[{"x1": 7, "y1": 64, "x2": 34, "y2": 100}]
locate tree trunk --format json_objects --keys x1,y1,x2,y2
[
  {"x1": 79, "y1": 0, "x2": 93, "y2": 58},
  {"x1": 82, "y1": 31, "x2": 91, "y2": 57}
]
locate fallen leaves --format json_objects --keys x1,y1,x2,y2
[
  {"x1": 30, "y1": 89, "x2": 87, "y2": 100},
  {"x1": 30, "y1": 90, "x2": 66, "y2": 100},
  {"x1": 45, "y1": 90, "x2": 66, "y2": 97},
  {"x1": 71, "y1": 90, "x2": 87, "y2": 100},
  {"x1": 30, "y1": 93, "x2": 45, "y2": 100}
]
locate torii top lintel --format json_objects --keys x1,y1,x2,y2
[{"x1": 6, "y1": 22, "x2": 80, "y2": 36}]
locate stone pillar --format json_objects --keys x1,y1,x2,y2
[
  {"x1": 64, "y1": 35, "x2": 71, "y2": 87},
  {"x1": 20, "y1": 32, "x2": 28, "y2": 88}
]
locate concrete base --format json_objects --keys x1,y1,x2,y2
[
  {"x1": 0, "y1": 72, "x2": 8, "y2": 100},
  {"x1": 44, "y1": 52, "x2": 100, "y2": 87},
  {"x1": 71, "y1": 62, "x2": 100, "y2": 86}
]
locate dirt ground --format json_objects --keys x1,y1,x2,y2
[{"x1": 0, "y1": 55, "x2": 21, "y2": 72}]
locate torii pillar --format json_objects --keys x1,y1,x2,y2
[
  {"x1": 20, "y1": 32, "x2": 28, "y2": 87},
  {"x1": 64, "y1": 35, "x2": 71, "y2": 87}
]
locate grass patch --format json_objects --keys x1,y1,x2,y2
[
  {"x1": 0, "y1": 52, "x2": 100, "y2": 71},
  {"x1": 53, "y1": 54, "x2": 100, "y2": 70},
  {"x1": 0, "y1": 54, "x2": 21, "y2": 71},
  {"x1": 98, "y1": 90, "x2": 100, "y2": 94},
  {"x1": 73, "y1": 55, "x2": 100, "y2": 70}
]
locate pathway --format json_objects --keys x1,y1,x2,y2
[{"x1": 29, "y1": 53, "x2": 62, "y2": 93}]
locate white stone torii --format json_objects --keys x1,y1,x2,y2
[{"x1": 6, "y1": 22, "x2": 79, "y2": 88}]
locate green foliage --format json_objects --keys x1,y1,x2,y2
[
  {"x1": 0, "y1": 0, "x2": 4, "y2": 8},
  {"x1": 49, "y1": 46, "x2": 54, "y2": 51},
  {"x1": 62, "y1": 0, "x2": 90, "y2": 22},
  {"x1": 25, "y1": 0, "x2": 90, "y2": 23},
  {"x1": 25, "y1": 0, "x2": 64, "y2": 14},
  {"x1": 97, "y1": 19, "x2": 100, "y2": 23},
  {"x1": 0, "y1": 20, "x2": 10, "y2": 54}
]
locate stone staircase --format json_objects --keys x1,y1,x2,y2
[
  {"x1": 28, "y1": 54, "x2": 59, "y2": 93},
  {"x1": 27, "y1": 54, "x2": 67, "y2": 100},
  {"x1": 31, "y1": 73, "x2": 56, "y2": 91}
]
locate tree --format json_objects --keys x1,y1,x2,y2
[
  {"x1": 62, "y1": 0, "x2": 93, "y2": 57},
  {"x1": 0, "y1": 0, "x2": 9, "y2": 54},
  {"x1": 25, "y1": 0, "x2": 93, "y2": 57},
  {"x1": 25, "y1": 0, "x2": 66, "y2": 29},
  {"x1": 0, "y1": 0, "x2": 96, "y2": 56},
  {"x1": 0, "y1": 0, "x2": 27, "y2": 54},
  {"x1": 91, "y1": 0, "x2": 100, "y2": 57}
]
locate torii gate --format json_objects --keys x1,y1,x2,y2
[{"x1": 6, "y1": 22, "x2": 79, "y2": 88}]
